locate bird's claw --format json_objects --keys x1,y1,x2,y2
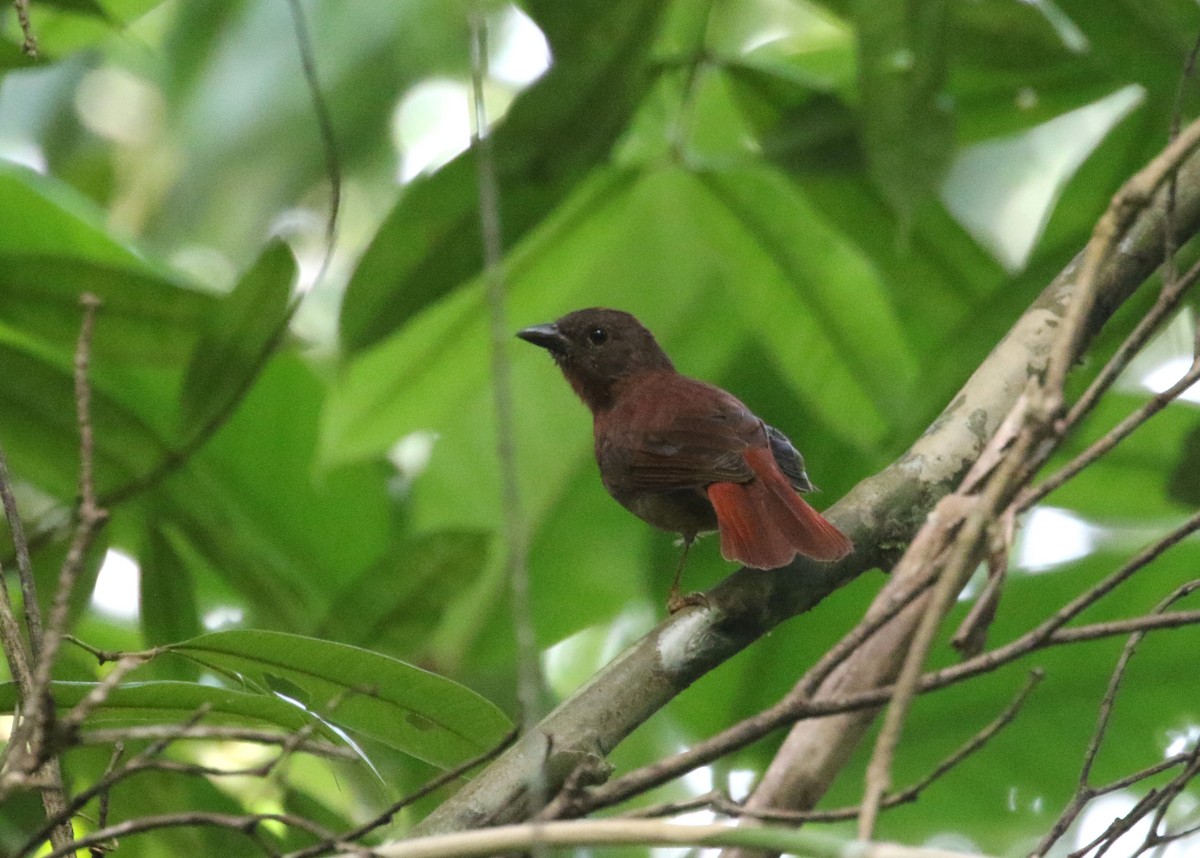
[{"x1": 667, "y1": 590, "x2": 710, "y2": 614}]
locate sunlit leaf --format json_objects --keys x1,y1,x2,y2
[
  {"x1": 179, "y1": 239, "x2": 295, "y2": 431},
  {"x1": 0, "y1": 679, "x2": 340, "y2": 740},
  {"x1": 168, "y1": 630, "x2": 512, "y2": 768}
]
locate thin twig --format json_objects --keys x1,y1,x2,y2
[
  {"x1": 572, "y1": 509, "x2": 1200, "y2": 818},
  {"x1": 1028, "y1": 508, "x2": 1200, "y2": 643},
  {"x1": 858, "y1": 498, "x2": 987, "y2": 838},
  {"x1": 65, "y1": 634, "x2": 159, "y2": 664},
  {"x1": 0, "y1": 445, "x2": 43, "y2": 661},
  {"x1": 23, "y1": 297, "x2": 107, "y2": 756},
  {"x1": 13, "y1": 0, "x2": 37, "y2": 57},
  {"x1": 1047, "y1": 114, "x2": 1200, "y2": 400},
  {"x1": 32, "y1": 295, "x2": 107, "y2": 686},
  {"x1": 40, "y1": 811, "x2": 342, "y2": 858},
  {"x1": 1140, "y1": 746, "x2": 1200, "y2": 854},
  {"x1": 283, "y1": 727, "x2": 519, "y2": 858},
  {"x1": 1032, "y1": 252, "x2": 1200, "y2": 496},
  {"x1": 19, "y1": 706, "x2": 212, "y2": 855},
  {"x1": 286, "y1": 0, "x2": 341, "y2": 288},
  {"x1": 1035, "y1": 582, "x2": 1200, "y2": 857},
  {"x1": 87, "y1": 743, "x2": 125, "y2": 858},
  {"x1": 334, "y1": 817, "x2": 994, "y2": 858},
  {"x1": 1019, "y1": 356, "x2": 1200, "y2": 512},
  {"x1": 857, "y1": 668, "x2": 1043, "y2": 826},
  {"x1": 468, "y1": 1, "x2": 546, "y2": 818},
  {"x1": 630, "y1": 670, "x2": 1043, "y2": 825},
  {"x1": 0, "y1": 459, "x2": 35, "y2": 692},
  {"x1": 79, "y1": 725, "x2": 355, "y2": 759},
  {"x1": 797, "y1": 547, "x2": 941, "y2": 699},
  {"x1": 18, "y1": 294, "x2": 105, "y2": 850},
  {"x1": 858, "y1": 384, "x2": 1043, "y2": 840}
]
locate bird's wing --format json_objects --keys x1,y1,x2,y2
[
  {"x1": 765, "y1": 424, "x2": 815, "y2": 493},
  {"x1": 622, "y1": 397, "x2": 761, "y2": 490}
]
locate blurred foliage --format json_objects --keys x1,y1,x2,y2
[{"x1": 1, "y1": 0, "x2": 1199, "y2": 855}]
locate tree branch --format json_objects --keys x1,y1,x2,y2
[
  {"x1": 343, "y1": 817, "x2": 996, "y2": 858},
  {"x1": 413, "y1": 118, "x2": 1200, "y2": 837}
]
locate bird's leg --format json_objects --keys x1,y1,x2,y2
[{"x1": 666, "y1": 535, "x2": 706, "y2": 613}]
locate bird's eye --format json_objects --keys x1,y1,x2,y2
[{"x1": 588, "y1": 327, "x2": 607, "y2": 345}]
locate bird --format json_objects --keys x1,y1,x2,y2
[{"x1": 517, "y1": 307, "x2": 852, "y2": 610}]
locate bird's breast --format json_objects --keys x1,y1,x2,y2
[{"x1": 594, "y1": 427, "x2": 718, "y2": 538}]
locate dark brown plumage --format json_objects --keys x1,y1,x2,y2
[{"x1": 518, "y1": 308, "x2": 852, "y2": 607}]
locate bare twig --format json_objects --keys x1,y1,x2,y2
[
  {"x1": 1047, "y1": 114, "x2": 1200, "y2": 400},
  {"x1": 857, "y1": 496, "x2": 987, "y2": 839},
  {"x1": 1034, "y1": 582, "x2": 1200, "y2": 857},
  {"x1": 283, "y1": 727, "x2": 519, "y2": 858},
  {"x1": 91, "y1": 744, "x2": 124, "y2": 857},
  {"x1": 11, "y1": 294, "x2": 106, "y2": 850},
  {"x1": 820, "y1": 668, "x2": 1042, "y2": 822},
  {"x1": 40, "y1": 811, "x2": 342, "y2": 858},
  {"x1": 860, "y1": 658, "x2": 1041, "y2": 838},
  {"x1": 65, "y1": 634, "x2": 159, "y2": 664},
  {"x1": 567, "y1": 506, "x2": 1200, "y2": 818},
  {"x1": 0, "y1": 445, "x2": 43, "y2": 661},
  {"x1": 1019, "y1": 355, "x2": 1200, "y2": 512},
  {"x1": 1027, "y1": 508, "x2": 1200, "y2": 643},
  {"x1": 18, "y1": 706, "x2": 213, "y2": 855},
  {"x1": 631, "y1": 670, "x2": 1043, "y2": 826},
  {"x1": 0, "y1": 453, "x2": 36, "y2": 694},
  {"x1": 286, "y1": 0, "x2": 341, "y2": 288},
  {"x1": 858, "y1": 381, "x2": 1041, "y2": 839},
  {"x1": 79, "y1": 725, "x2": 355, "y2": 759},
  {"x1": 1034, "y1": 250, "x2": 1200, "y2": 481},
  {"x1": 1139, "y1": 746, "x2": 1200, "y2": 855},
  {"x1": 30, "y1": 295, "x2": 107, "y2": 695},
  {"x1": 800, "y1": 545, "x2": 942, "y2": 698},
  {"x1": 335, "y1": 817, "x2": 995, "y2": 858},
  {"x1": 468, "y1": 2, "x2": 546, "y2": 823},
  {"x1": 65, "y1": 655, "x2": 148, "y2": 733},
  {"x1": 13, "y1": 0, "x2": 37, "y2": 57}
]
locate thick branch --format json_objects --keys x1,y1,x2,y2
[
  {"x1": 726, "y1": 122, "x2": 1200, "y2": 855},
  {"x1": 414, "y1": 128, "x2": 1200, "y2": 836}
]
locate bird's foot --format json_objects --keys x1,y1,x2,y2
[{"x1": 667, "y1": 589, "x2": 710, "y2": 614}]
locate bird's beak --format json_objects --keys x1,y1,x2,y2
[{"x1": 516, "y1": 323, "x2": 569, "y2": 355}]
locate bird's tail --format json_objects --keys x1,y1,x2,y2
[{"x1": 706, "y1": 447, "x2": 852, "y2": 569}]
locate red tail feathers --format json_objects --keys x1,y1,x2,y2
[{"x1": 706, "y1": 447, "x2": 852, "y2": 569}]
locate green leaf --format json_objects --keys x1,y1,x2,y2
[
  {"x1": 167, "y1": 630, "x2": 512, "y2": 768},
  {"x1": 699, "y1": 167, "x2": 914, "y2": 436},
  {"x1": 0, "y1": 256, "x2": 213, "y2": 367},
  {"x1": 339, "y1": 0, "x2": 667, "y2": 353},
  {"x1": 0, "y1": 679, "x2": 340, "y2": 740},
  {"x1": 1168, "y1": 422, "x2": 1200, "y2": 506},
  {"x1": 19, "y1": 0, "x2": 168, "y2": 58},
  {"x1": 0, "y1": 342, "x2": 174, "y2": 499},
  {"x1": 179, "y1": 239, "x2": 295, "y2": 431},
  {"x1": 315, "y1": 530, "x2": 492, "y2": 655},
  {"x1": 1042, "y1": 392, "x2": 1199, "y2": 521},
  {"x1": 140, "y1": 522, "x2": 204, "y2": 649},
  {"x1": 855, "y1": 0, "x2": 953, "y2": 220},
  {"x1": 0, "y1": 163, "x2": 160, "y2": 270},
  {"x1": 161, "y1": 352, "x2": 398, "y2": 630}
]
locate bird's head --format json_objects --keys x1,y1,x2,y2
[{"x1": 517, "y1": 307, "x2": 674, "y2": 411}]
